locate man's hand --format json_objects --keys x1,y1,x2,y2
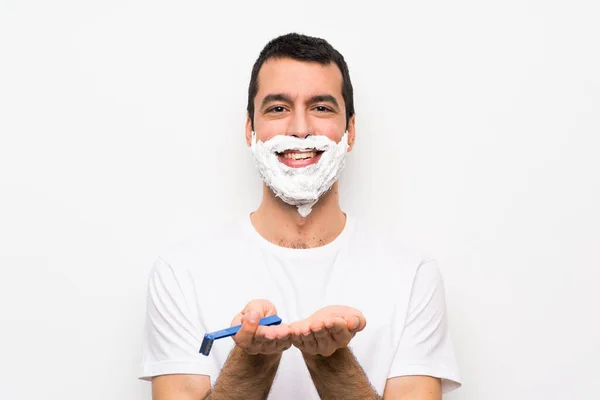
[
  {"x1": 202, "y1": 300, "x2": 289, "y2": 399},
  {"x1": 290, "y1": 306, "x2": 367, "y2": 357},
  {"x1": 231, "y1": 299, "x2": 292, "y2": 355}
]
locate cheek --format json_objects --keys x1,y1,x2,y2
[
  {"x1": 319, "y1": 126, "x2": 345, "y2": 142},
  {"x1": 254, "y1": 119, "x2": 287, "y2": 139},
  {"x1": 312, "y1": 117, "x2": 346, "y2": 139},
  {"x1": 255, "y1": 128, "x2": 279, "y2": 142}
]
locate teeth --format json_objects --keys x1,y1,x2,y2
[{"x1": 283, "y1": 151, "x2": 317, "y2": 160}]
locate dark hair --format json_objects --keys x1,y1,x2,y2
[{"x1": 247, "y1": 33, "x2": 355, "y2": 130}]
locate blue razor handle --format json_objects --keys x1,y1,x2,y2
[{"x1": 199, "y1": 315, "x2": 282, "y2": 356}]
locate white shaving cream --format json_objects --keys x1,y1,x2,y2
[{"x1": 250, "y1": 132, "x2": 349, "y2": 217}]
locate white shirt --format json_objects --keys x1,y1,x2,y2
[{"x1": 139, "y1": 215, "x2": 462, "y2": 397}]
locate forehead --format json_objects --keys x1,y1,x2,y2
[{"x1": 256, "y1": 57, "x2": 344, "y2": 101}]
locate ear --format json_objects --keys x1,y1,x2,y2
[
  {"x1": 245, "y1": 113, "x2": 253, "y2": 147},
  {"x1": 347, "y1": 114, "x2": 356, "y2": 152}
]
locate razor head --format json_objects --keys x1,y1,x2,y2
[{"x1": 199, "y1": 334, "x2": 216, "y2": 356}]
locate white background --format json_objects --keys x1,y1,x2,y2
[{"x1": 1, "y1": 1, "x2": 599, "y2": 399}]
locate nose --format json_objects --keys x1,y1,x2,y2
[{"x1": 287, "y1": 110, "x2": 313, "y2": 138}]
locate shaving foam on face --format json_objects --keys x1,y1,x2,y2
[{"x1": 250, "y1": 132, "x2": 349, "y2": 217}]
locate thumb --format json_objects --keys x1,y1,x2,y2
[
  {"x1": 257, "y1": 299, "x2": 277, "y2": 317},
  {"x1": 235, "y1": 310, "x2": 259, "y2": 346},
  {"x1": 245, "y1": 310, "x2": 260, "y2": 325}
]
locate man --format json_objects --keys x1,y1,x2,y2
[{"x1": 139, "y1": 33, "x2": 461, "y2": 399}]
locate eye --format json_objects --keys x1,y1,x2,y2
[
  {"x1": 314, "y1": 105, "x2": 332, "y2": 112},
  {"x1": 268, "y1": 106, "x2": 286, "y2": 113}
]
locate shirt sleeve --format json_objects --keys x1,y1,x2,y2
[
  {"x1": 388, "y1": 259, "x2": 462, "y2": 393},
  {"x1": 138, "y1": 257, "x2": 219, "y2": 381}
]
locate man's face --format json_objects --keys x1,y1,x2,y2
[{"x1": 246, "y1": 57, "x2": 355, "y2": 159}]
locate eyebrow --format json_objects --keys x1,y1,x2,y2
[
  {"x1": 261, "y1": 93, "x2": 293, "y2": 109},
  {"x1": 309, "y1": 94, "x2": 339, "y2": 109},
  {"x1": 260, "y1": 93, "x2": 340, "y2": 110}
]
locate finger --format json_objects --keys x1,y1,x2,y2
[
  {"x1": 259, "y1": 325, "x2": 288, "y2": 354},
  {"x1": 353, "y1": 315, "x2": 367, "y2": 333},
  {"x1": 310, "y1": 320, "x2": 332, "y2": 354},
  {"x1": 343, "y1": 315, "x2": 361, "y2": 332},
  {"x1": 298, "y1": 321, "x2": 312, "y2": 336},
  {"x1": 324, "y1": 317, "x2": 336, "y2": 330},
  {"x1": 310, "y1": 320, "x2": 330, "y2": 342},
  {"x1": 289, "y1": 321, "x2": 302, "y2": 335},
  {"x1": 341, "y1": 311, "x2": 367, "y2": 333},
  {"x1": 290, "y1": 320, "x2": 311, "y2": 336},
  {"x1": 234, "y1": 310, "x2": 260, "y2": 347},
  {"x1": 275, "y1": 324, "x2": 291, "y2": 340},
  {"x1": 330, "y1": 317, "x2": 353, "y2": 342},
  {"x1": 291, "y1": 334, "x2": 304, "y2": 348},
  {"x1": 300, "y1": 331, "x2": 318, "y2": 355},
  {"x1": 256, "y1": 299, "x2": 278, "y2": 317},
  {"x1": 342, "y1": 315, "x2": 356, "y2": 331},
  {"x1": 267, "y1": 325, "x2": 286, "y2": 338},
  {"x1": 313, "y1": 324, "x2": 331, "y2": 342},
  {"x1": 275, "y1": 334, "x2": 292, "y2": 353},
  {"x1": 257, "y1": 326, "x2": 283, "y2": 348},
  {"x1": 312, "y1": 324, "x2": 334, "y2": 356},
  {"x1": 291, "y1": 332, "x2": 304, "y2": 348},
  {"x1": 330, "y1": 317, "x2": 347, "y2": 332},
  {"x1": 309, "y1": 319, "x2": 324, "y2": 332},
  {"x1": 261, "y1": 336, "x2": 278, "y2": 354},
  {"x1": 242, "y1": 299, "x2": 278, "y2": 319},
  {"x1": 257, "y1": 326, "x2": 277, "y2": 340},
  {"x1": 289, "y1": 323, "x2": 304, "y2": 348}
]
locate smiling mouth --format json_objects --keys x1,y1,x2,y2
[{"x1": 276, "y1": 150, "x2": 325, "y2": 160}]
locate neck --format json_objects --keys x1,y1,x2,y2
[{"x1": 250, "y1": 182, "x2": 346, "y2": 249}]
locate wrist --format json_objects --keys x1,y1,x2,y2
[
  {"x1": 234, "y1": 345, "x2": 282, "y2": 368},
  {"x1": 302, "y1": 347, "x2": 350, "y2": 364}
]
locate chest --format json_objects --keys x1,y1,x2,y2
[{"x1": 191, "y1": 243, "x2": 406, "y2": 333}]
